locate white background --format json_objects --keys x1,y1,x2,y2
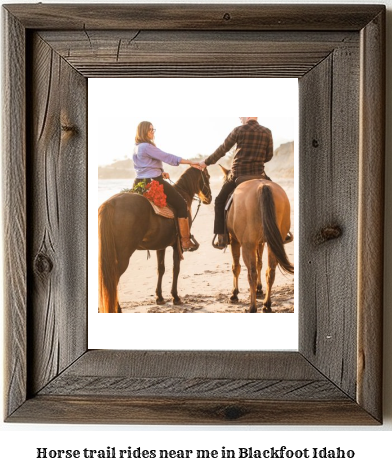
[{"x1": 1, "y1": 0, "x2": 391, "y2": 473}]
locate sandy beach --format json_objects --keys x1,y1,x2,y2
[{"x1": 116, "y1": 177, "x2": 295, "y2": 313}]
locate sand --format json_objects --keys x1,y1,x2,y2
[{"x1": 116, "y1": 177, "x2": 295, "y2": 313}]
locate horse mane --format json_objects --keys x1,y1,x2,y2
[{"x1": 173, "y1": 167, "x2": 200, "y2": 202}]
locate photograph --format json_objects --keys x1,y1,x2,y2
[{"x1": 93, "y1": 80, "x2": 297, "y2": 316}]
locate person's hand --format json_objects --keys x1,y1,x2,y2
[
  {"x1": 162, "y1": 172, "x2": 170, "y2": 179},
  {"x1": 191, "y1": 161, "x2": 206, "y2": 170}
]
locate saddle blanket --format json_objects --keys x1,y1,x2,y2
[{"x1": 148, "y1": 199, "x2": 175, "y2": 219}]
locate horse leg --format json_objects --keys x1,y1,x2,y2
[
  {"x1": 171, "y1": 245, "x2": 182, "y2": 305},
  {"x1": 256, "y1": 242, "x2": 265, "y2": 298},
  {"x1": 263, "y1": 248, "x2": 277, "y2": 313},
  {"x1": 115, "y1": 252, "x2": 134, "y2": 313},
  {"x1": 242, "y1": 243, "x2": 258, "y2": 313},
  {"x1": 155, "y1": 249, "x2": 166, "y2": 305},
  {"x1": 230, "y1": 238, "x2": 241, "y2": 302},
  {"x1": 114, "y1": 245, "x2": 139, "y2": 313}
]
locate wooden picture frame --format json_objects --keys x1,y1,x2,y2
[{"x1": 3, "y1": 4, "x2": 385, "y2": 424}]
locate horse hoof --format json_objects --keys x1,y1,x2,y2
[
  {"x1": 156, "y1": 297, "x2": 165, "y2": 305},
  {"x1": 173, "y1": 297, "x2": 182, "y2": 305},
  {"x1": 262, "y1": 306, "x2": 272, "y2": 313},
  {"x1": 248, "y1": 307, "x2": 258, "y2": 313},
  {"x1": 256, "y1": 291, "x2": 264, "y2": 299},
  {"x1": 230, "y1": 295, "x2": 239, "y2": 303}
]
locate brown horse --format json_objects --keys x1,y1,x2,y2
[
  {"x1": 221, "y1": 167, "x2": 294, "y2": 313},
  {"x1": 98, "y1": 168, "x2": 212, "y2": 313}
]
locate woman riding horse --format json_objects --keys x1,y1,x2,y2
[{"x1": 133, "y1": 121, "x2": 203, "y2": 251}]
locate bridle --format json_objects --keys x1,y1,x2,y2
[
  {"x1": 169, "y1": 168, "x2": 211, "y2": 224},
  {"x1": 191, "y1": 169, "x2": 211, "y2": 223},
  {"x1": 199, "y1": 168, "x2": 212, "y2": 201}
]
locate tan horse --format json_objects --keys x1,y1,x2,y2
[{"x1": 221, "y1": 167, "x2": 294, "y2": 313}]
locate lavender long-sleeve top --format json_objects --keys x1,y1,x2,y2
[{"x1": 132, "y1": 142, "x2": 182, "y2": 178}]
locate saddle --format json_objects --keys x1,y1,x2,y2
[
  {"x1": 235, "y1": 173, "x2": 271, "y2": 186},
  {"x1": 225, "y1": 174, "x2": 270, "y2": 215}
]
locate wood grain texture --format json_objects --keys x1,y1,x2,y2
[
  {"x1": 299, "y1": 40, "x2": 360, "y2": 399},
  {"x1": 9, "y1": 396, "x2": 378, "y2": 425},
  {"x1": 27, "y1": 33, "x2": 87, "y2": 395},
  {"x1": 59, "y1": 350, "x2": 325, "y2": 379},
  {"x1": 4, "y1": 4, "x2": 384, "y2": 31},
  {"x1": 8, "y1": 351, "x2": 377, "y2": 424},
  {"x1": 357, "y1": 9, "x2": 385, "y2": 422},
  {"x1": 2, "y1": 9, "x2": 27, "y2": 419},
  {"x1": 38, "y1": 30, "x2": 358, "y2": 78},
  {"x1": 39, "y1": 377, "x2": 347, "y2": 400},
  {"x1": 37, "y1": 351, "x2": 346, "y2": 400}
]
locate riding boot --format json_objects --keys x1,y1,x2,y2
[{"x1": 178, "y1": 218, "x2": 198, "y2": 251}]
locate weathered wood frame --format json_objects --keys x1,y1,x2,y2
[{"x1": 3, "y1": 4, "x2": 385, "y2": 424}]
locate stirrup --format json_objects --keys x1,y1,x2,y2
[
  {"x1": 183, "y1": 234, "x2": 199, "y2": 252},
  {"x1": 212, "y1": 234, "x2": 228, "y2": 250}
]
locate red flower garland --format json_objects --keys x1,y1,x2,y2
[{"x1": 143, "y1": 180, "x2": 167, "y2": 207}]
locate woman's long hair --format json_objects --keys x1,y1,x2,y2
[{"x1": 135, "y1": 121, "x2": 156, "y2": 146}]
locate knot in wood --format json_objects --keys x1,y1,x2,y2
[
  {"x1": 223, "y1": 13, "x2": 231, "y2": 21},
  {"x1": 223, "y1": 405, "x2": 244, "y2": 420},
  {"x1": 314, "y1": 225, "x2": 342, "y2": 245},
  {"x1": 61, "y1": 124, "x2": 77, "y2": 133},
  {"x1": 312, "y1": 139, "x2": 319, "y2": 148},
  {"x1": 34, "y1": 253, "x2": 53, "y2": 274}
]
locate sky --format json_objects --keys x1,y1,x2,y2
[{"x1": 88, "y1": 78, "x2": 298, "y2": 166}]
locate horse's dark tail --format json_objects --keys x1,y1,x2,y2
[
  {"x1": 98, "y1": 201, "x2": 120, "y2": 313},
  {"x1": 259, "y1": 185, "x2": 294, "y2": 274}
]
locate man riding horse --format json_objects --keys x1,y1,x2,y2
[{"x1": 200, "y1": 117, "x2": 273, "y2": 249}]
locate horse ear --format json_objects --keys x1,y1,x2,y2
[{"x1": 219, "y1": 164, "x2": 230, "y2": 176}]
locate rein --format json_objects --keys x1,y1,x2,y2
[
  {"x1": 169, "y1": 169, "x2": 209, "y2": 224},
  {"x1": 191, "y1": 196, "x2": 202, "y2": 224}
]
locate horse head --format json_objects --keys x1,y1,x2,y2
[
  {"x1": 219, "y1": 164, "x2": 231, "y2": 183},
  {"x1": 174, "y1": 166, "x2": 212, "y2": 205}
]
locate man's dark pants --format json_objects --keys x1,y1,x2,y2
[{"x1": 213, "y1": 179, "x2": 236, "y2": 234}]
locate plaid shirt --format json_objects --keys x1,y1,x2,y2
[{"x1": 205, "y1": 120, "x2": 273, "y2": 179}]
